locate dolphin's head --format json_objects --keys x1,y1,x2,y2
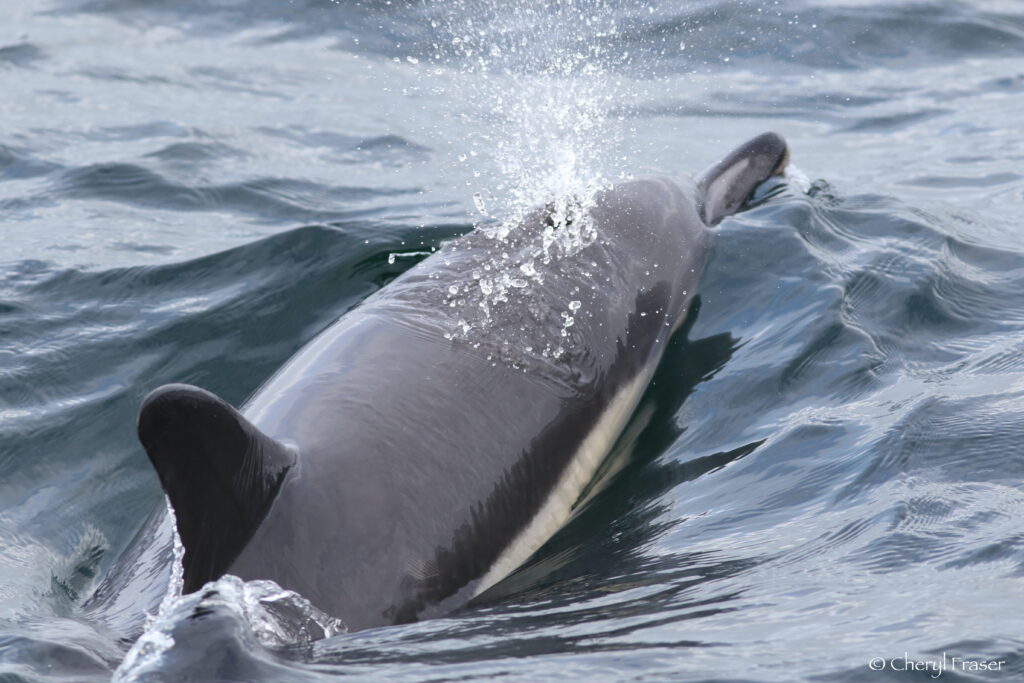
[{"x1": 695, "y1": 132, "x2": 789, "y2": 226}]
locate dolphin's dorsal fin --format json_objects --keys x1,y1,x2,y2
[
  {"x1": 137, "y1": 383, "x2": 295, "y2": 593},
  {"x1": 696, "y1": 132, "x2": 789, "y2": 225}
]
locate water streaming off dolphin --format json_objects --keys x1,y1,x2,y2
[{"x1": 3, "y1": 0, "x2": 1024, "y2": 681}]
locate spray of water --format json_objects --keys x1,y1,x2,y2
[
  {"x1": 115, "y1": 575, "x2": 346, "y2": 680},
  {"x1": 413, "y1": 0, "x2": 636, "y2": 343},
  {"x1": 152, "y1": 499, "x2": 184, "y2": 625},
  {"x1": 115, "y1": 501, "x2": 346, "y2": 679}
]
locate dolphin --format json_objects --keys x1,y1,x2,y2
[{"x1": 131, "y1": 132, "x2": 789, "y2": 631}]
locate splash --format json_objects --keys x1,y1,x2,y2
[
  {"x1": 149, "y1": 498, "x2": 184, "y2": 627},
  {"x1": 414, "y1": 0, "x2": 635, "y2": 343},
  {"x1": 115, "y1": 500, "x2": 343, "y2": 679},
  {"x1": 115, "y1": 575, "x2": 346, "y2": 680}
]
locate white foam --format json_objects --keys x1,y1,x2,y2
[{"x1": 115, "y1": 574, "x2": 346, "y2": 680}]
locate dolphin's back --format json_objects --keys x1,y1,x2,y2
[
  {"x1": 131, "y1": 133, "x2": 790, "y2": 632},
  {"x1": 229, "y1": 177, "x2": 709, "y2": 629}
]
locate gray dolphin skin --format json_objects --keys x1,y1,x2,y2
[{"x1": 134, "y1": 132, "x2": 789, "y2": 631}]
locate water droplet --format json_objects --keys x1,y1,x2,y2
[{"x1": 472, "y1": 193, "x2": 487, "y2": 215}]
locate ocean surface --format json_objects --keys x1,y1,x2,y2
[{"x1": 3, "y1": 0, "x2": 1024, "y2": 680}]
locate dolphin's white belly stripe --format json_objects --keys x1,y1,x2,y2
[{"x1": 473, "y1": 360, "x2": 658, "y2": 596}]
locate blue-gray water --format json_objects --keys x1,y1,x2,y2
[{"x1": 3, "y1": 0, "x2": 1024, "y2": 681}]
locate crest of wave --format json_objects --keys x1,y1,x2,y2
[{"x1": 417, "y1": 0, "x2": 634, "y2": 340}]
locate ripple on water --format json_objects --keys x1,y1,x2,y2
[
  {"x1": 0, "y1": 42, "x2": 45, "y2": 68},
  {"x1": 3, "y1": 0, "x2": 1024, "y2": 680},
  {"x1": 53, "y1": 163, "x2": 418, "y2": 223}
]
